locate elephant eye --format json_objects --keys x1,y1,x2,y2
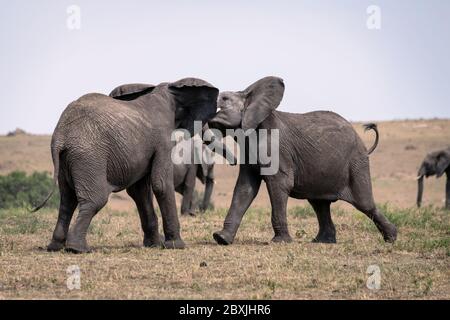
[{"x1": 222, "y1": 96, "x2": 229, "y2": 101}]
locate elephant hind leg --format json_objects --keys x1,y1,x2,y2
[
  {"x1": 308, "y1": 200, "x2": 336, "y2": 243},
  {"x1": 126, "y1": 177, "x2": 162, "y2": 248},
  {"x1": 48, "y1": 175, "x2": 78, "y2": 252},
  {"x1": 65, "y1": 195, "x2": 109, "y2": 253},
  {"x1": 347, "y1": 168, "x2": 397, "y2": 243}
]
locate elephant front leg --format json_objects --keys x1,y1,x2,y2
[
  {"x1": 200, "y1": 177, "x2": 214, "y2": 212},
  {"x1": 308, "y1": 200, "x2": 336, "y2": 243},
  {"x1": 180, "y1": 166, "x2": 197, "y2": 216},
  {"x1": 151, "y1": 156, "x2": 185, "y2": 249},
  {"x1": 213, "y1": 166, "x2": 261, "y2": 245},
  {"x1": 266, "y1": 179, "x2": 292, "y2": 243}
]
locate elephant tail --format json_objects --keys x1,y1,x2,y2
[
  {"x1": 30, "y1": 141, "x2": 62, "y2": 213},
  {"x1": 363, "y1": 123, "x2": 379, "y2": 155}
]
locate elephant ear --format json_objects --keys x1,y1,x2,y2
[
  {"x1": 168, "y1": 78, "x2": 219, "y2": 133},
  {"x1": 436, "y1": 150, "x2": 450, "y2": 177},
  {"x1": 241, "y1": 76, "x2": 285, "y2": 131},
  {"x1": 109, "y1": 83, "x2": 156, "y2": 101}
]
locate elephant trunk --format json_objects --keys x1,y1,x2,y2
[
  {"x1": 416, "y1": 175, "x2": 424, "y2": 208},
  {"x1": 202, "y1": 124, "x2": 237, "y2": 165},
  {"x1": 416, "y1": 164, "x2": 426, "y2": 208},
  {"x1": 201, "y1": 177, "x2": 214, "y2": 212}
]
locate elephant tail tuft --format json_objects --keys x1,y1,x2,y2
[
  {"x1": 30, "y1": 140, "x2": 62, "y2": 213},
  {"x1": 363, "y1": 123, "x2": 379, "y2": 155}
]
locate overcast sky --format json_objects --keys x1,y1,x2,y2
[{"x1": 0, "y1": 0, "x2": 449, "y2": 134}]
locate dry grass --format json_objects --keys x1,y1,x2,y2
[
  {"x1": 0, "y1": 205, "x2": 448, "y2": 299},
  {"x1": 0, "y1": 119, "x2": 449, "y2": 299}
]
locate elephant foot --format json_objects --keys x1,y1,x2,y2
[
  {"x1": 47, "y1": 239, "x2": 65, "y2": 252},
  {"x1": 163, "y1": 238, "x2": 186, "y2": 249},
  {"x1": 143, "y1": 234, "x2": 164, "y2": 248},
  {"x1": 312, "y1": 233, "x2": 336, "y2": 244},
  {"x1": 213, "y1": 230, "x2": 234, "y2": 245},
  {"x1": 382, "y1": 224, "x2": 397, "y2": 243},
  {"x1": 271, "y1": 234, "x2": 293, "y2": 243},
  {"x1": 65, "y1": 239, "x2": 91, "y2": 254}
]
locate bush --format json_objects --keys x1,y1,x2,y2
[{"x1": 0, "y1": 171, "x2": 59, "y2": 209}]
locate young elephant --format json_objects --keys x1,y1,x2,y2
[
  {"x1": 208, "y1": 76, "x2": 397, "y2": 245},
  {"x1": 35, "y1": 78, "x2": 219, "y2": 253},
  {"x1": 416, "y1": 147, "x2": 450, "y2": 209},
  {"x1": 171, "y1": 136, "x2": 217, "y2": 215}
]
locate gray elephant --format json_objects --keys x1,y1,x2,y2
[
  {"x1": 170, "y1": 135, "x2": 217, "y2": 215},
  {"x1": 416, "y1": 147, "x2": 450, "y2": 209},
  {"x1": 110, "y1": 88, "x2": 235, "y2": 216},
  {"x1": 34, "y1": 78, "x2": 219, "y2": 253},
  {"x1": 207, "y1": 76, "x2": 397, "y2": 245}
]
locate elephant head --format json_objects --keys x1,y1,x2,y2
[
  {"x1": 208, "y1": 76, "x2": 285, "y2": 133},
  {"x1": 416, "y1": 147, "x2": 450, "y2": 207}
]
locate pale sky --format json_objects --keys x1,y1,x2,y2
[{"x1": 0, "y1": 0, "x2": 449, "y2": 134}]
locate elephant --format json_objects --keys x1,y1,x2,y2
[
  {"x1": 171, "y1": 137, "x2": 216, "y2": 215},
  {"x1": 110, "y1": 87, "x2": 236, "y2": 216},
  {"x1": 416, "y1": 147, "x2": 450, "y2": 209},
  {"x1": 207, "y1": 76, "x2": 397, "y2": 245},
  {"x1": 34, "y1": 78, "x2": 219, "y2": 253}
]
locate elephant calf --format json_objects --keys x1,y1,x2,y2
[
  {"x1": 416, "y1": 147, "x2": 450, "y2": 209},
  {"x1": 208, "y1": 76, "x2": 397, "y2": 245},
  {"x1": 171, "y1": 136, "x2": 216, "y2": 215}
]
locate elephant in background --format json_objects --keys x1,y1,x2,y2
[
  {"x1": 416, "y1": 147, "x2": 450, "y2": 209},
  {"x1": 170, "y1": 134, "x2": 234, "y2": 215},
  {"x1": 35, "y1": 78, "x2": 219, "y2": 253},
  {"x1": 207, "y1": 76, "x2": 397, "y2": 245},
  {"x1": 110, "y1": 88, "x2": 236, "y2": 216}
]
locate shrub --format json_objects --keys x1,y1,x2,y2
[{"x1": 0, "y1": 171, "x2": 59, "y2": 209}]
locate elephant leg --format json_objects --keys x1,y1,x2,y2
[
  {"x1": 347, "y1": 162, "x2": 397, "y2": 243},
  {"x1": 445, "y1": 172, "x2": 450, "y2": 210},
  {"x1": 200, "y1": 177, "x2": 214, "y2": 212},
  {"x1": 266, "y1": 179, "x2": 292, "y2": 243},
  {"x1": 308, "y1": 200, "x2": 336, "y2": 243},
  {"x1": 213, "y1": 166, "x2": 262, "y2": 245},
  {"x1": 47, "y1": 176, "x2": 77, "y2": 252},
  {"x1": 151, "y1": 152, "x2": 185, "y2": 249},
  {"x1": 126, "y1": 178, "x2": 162, "y2": 248},
  {"x1": 65, "y1": 195, "x2": 108, "y2": 253},
  {"x1": 180, "y1": 165, "x2": 197, "y2": 216}
]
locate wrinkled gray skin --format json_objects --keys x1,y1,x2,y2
[
  {"x1": 110, "y1": 86, "x2": 236, "y2": 216},
  {"x1": 416, "y1": 147, "x2": 450, "y2": 209},
  {"x1": 42, "y1": 78, "x2": 218, "y2": 253},
  {"x1": 208, "y1": 76, "x2": 397, "y2": 245}
]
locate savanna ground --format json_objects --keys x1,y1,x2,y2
[{"x1": 0, "y1": 119, "x2": 449, "y2": 299}]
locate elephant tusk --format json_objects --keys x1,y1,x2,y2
[{"x1": 416, "y1": 175, "x2": 424, "y2": 180}]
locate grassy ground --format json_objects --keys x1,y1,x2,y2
[
  {"x1": 0, "y1": 119, "x2": 449, "y2": 299},
  {"x1": 0, "y1": 204, "x2": 448, "y2": 299}
]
